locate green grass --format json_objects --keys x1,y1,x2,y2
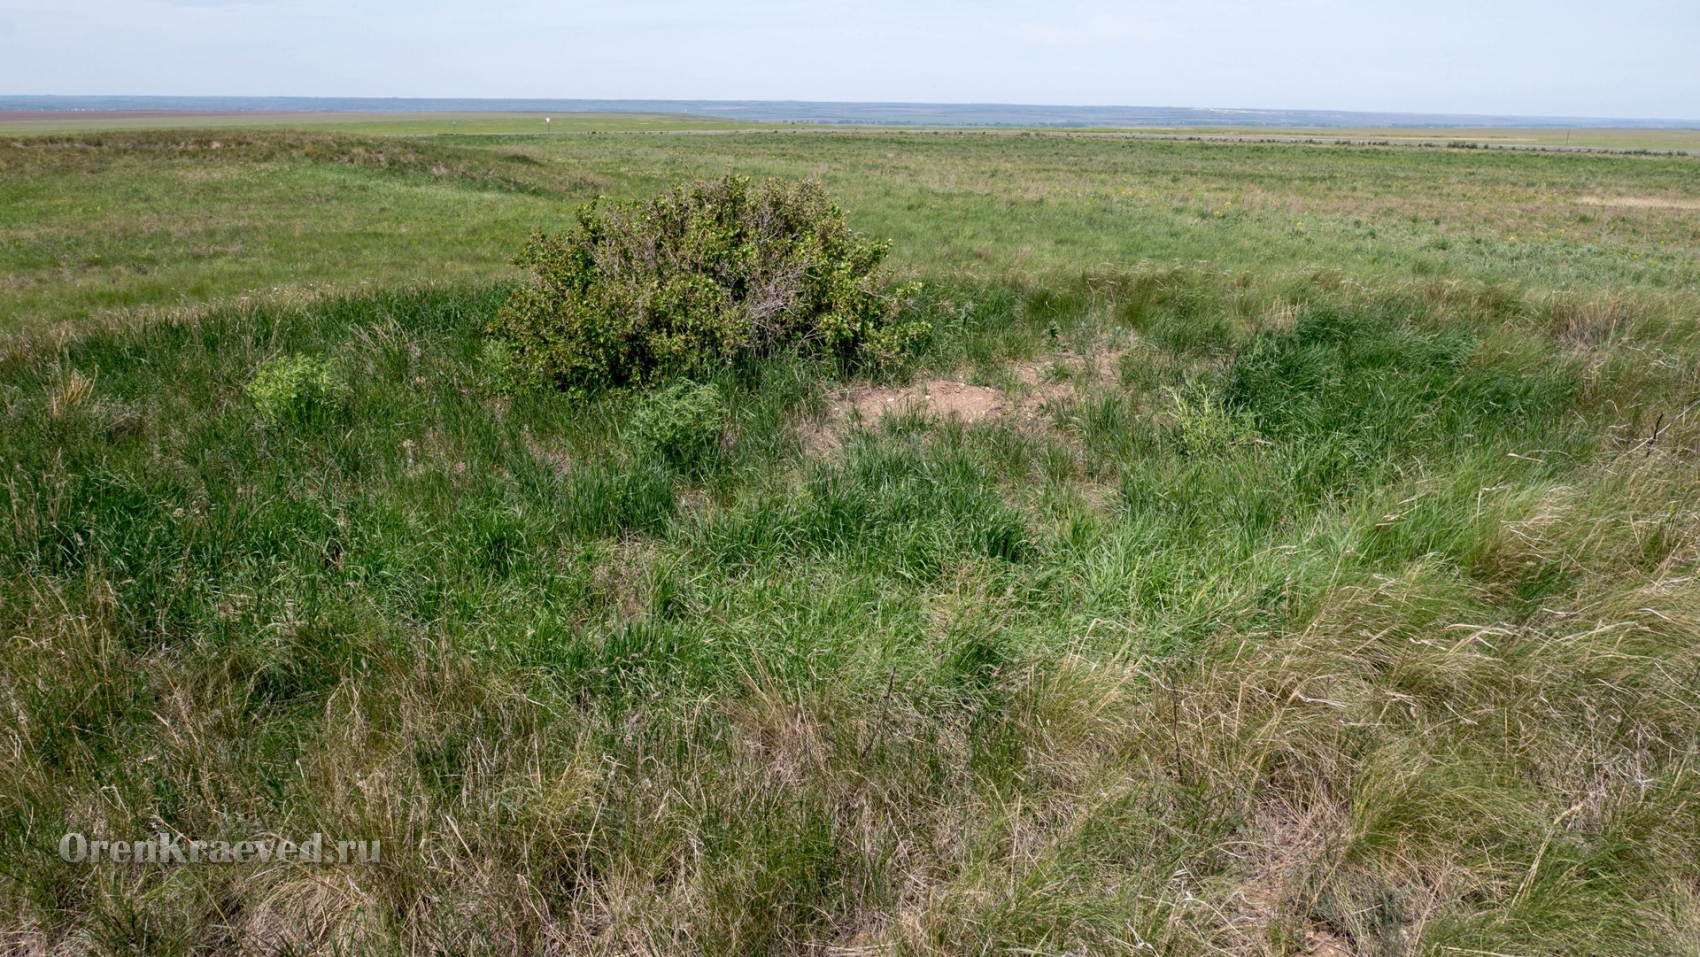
[
  {"x1": 4, "y1": 128, "x2": 1697, "y2": 332},
  {"x1": 2, "y1": 128, "x2": 1700, "y2": 954},
  {"x1": 1037, "y1": 126, "x2": 1700, "y2": 152}
]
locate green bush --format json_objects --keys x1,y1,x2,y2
[
  {"x1": 489, "y1": 176, "x2": 927, "y2": 394},
  {"x1": 245, "y1": 354, "x2": 343, "y2": 426},
  {"x1": 627, "y1": 381, "x2": 725, "y2": 474}
]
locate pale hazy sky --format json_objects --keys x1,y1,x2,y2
[{"x1": 2, "y1": 0, "x2": 1696, "y2": 119}]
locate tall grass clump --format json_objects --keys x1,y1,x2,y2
[{"x1": 489, "y1": 175, "x2": 929, "y2": 394}]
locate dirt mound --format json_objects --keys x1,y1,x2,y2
[
  {"x1": 799, "y1": 379, "x2": 1005, "y2": 454},
  {"x1": 799, "y1": 349, "x2": 1132, "y2": 455},
  {"x1": 846, "y1": 380, "x2": 1006, "y2": 423}
]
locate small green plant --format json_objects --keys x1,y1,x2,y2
[
  {"x1": 246, "y1": 354, "x2": 343, "y2": 426},
  {"x1": 477, "y1": 338, "x2": 530, "y2": 394},
  {"x1": 626, "y1": 381, "x2": 725, "y2": 474},
  {"x1": 1164, "y1": 378, "x2": 1255, "y2": 456},
  {"x1": 489, "y1": 175, "x2": 927, "y2": 395}
]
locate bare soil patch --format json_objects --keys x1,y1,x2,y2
[
  {"x1": 799, "y1": 347, "x2": 1132, "y2": 455},
  {"x1": 848, "y1": 379, "x2": 1006, "y2": 423},
  {"x1": 1577, "y1": 195, "x2": 1700, "y2": 211},
  {"x1": 799, "y1": 379, "x2": 1004, "y2": 454}
]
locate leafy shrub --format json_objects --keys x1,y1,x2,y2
[
  {"x1": 627, "y1": 381, "x2": 725, "y2": 474},
  {"x1": 246, "y1": 354, "x2": 343, "y2": 426},
  {"x1": 490, "y1": 176, "x2": 927, "y2": 394}
]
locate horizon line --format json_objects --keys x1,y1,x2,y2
[{"x1": 4, "y1": 95, "x2": 1698, "y2": 129}]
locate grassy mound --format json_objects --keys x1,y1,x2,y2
[{"x1": 2, "y1": 270, "x2": 1698, "y2": 953}]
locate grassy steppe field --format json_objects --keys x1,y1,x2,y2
[
  {"x1": 1064, "y1": 127, "x2": 1700, "y2": 152},
  {"x1": 3, "y1": 125, "x2": 1700, "y2": 955},
  {"x1": 6, "y1": 128, "x2": 1698, "y2": 332}
]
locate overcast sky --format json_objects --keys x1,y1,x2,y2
[{"x1": 2, "y1": 0, "x2": 1696, "y2": 120}]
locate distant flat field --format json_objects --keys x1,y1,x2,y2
[
  {"x1": 1108, "y1": 126, "x2": 1700, "y2": 152},
  {"x1": 0, "y1": 110, "x2": 768, "y2": 135},
  {"x1": 2, "y1": 110, "x2": 1695, "y2": 151}
]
